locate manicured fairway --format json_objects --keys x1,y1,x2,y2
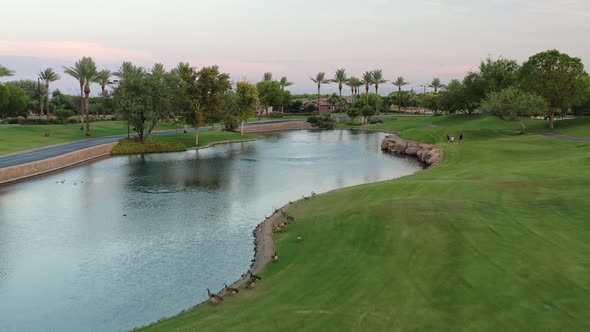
[
  {"x1": 0, "y1": 121, "x2": 180, "y2": 155},
  {"x1": 141, "y1": 115, "x2": 590, "y2": 331}
]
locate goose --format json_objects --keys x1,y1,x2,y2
[
  {"x1": 297, "y1": 234, "x2": 302, "y2": 241},
  {"x1": 207, "y1": 288, "x2": 223, "y2": 304},
  {"x1": 224, "y1": 283, "x2": 239, "y2": 294},
  {"x1": 303, "y1": 195, "x2": 309, "y2": 200},
  {"x1": 289, "y1": 201, "x2": 293, "y2": 205},
  {"x1": 280, "y1": 210, "x2": 287, "y2": 217},
  {"x1": 265, "y1": 215, "x2": 269, "y2": 219},
  {"x1": 272, "y1": 252, "x2": 279, "y2": 262},
  {"x1": 249, "y1": 272, "x2": 262, "y2": 281},
  {"x1": 123, "y1": 214, "x2": 127, "y2": 217},
  {"x1": 286, "y1": 215, "x2": 295, "y2": 222},
  {"x1": 246, "y1": 279, "x2": 256, "y2": 289},
  {"x1": 311, "y1": 191, "x2": 316, "y2": 197}
]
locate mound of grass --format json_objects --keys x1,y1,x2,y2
[
  {"x1": 141, "y1": 115, "x2": 590, "y2": 332},
  {"x1": 153, "y1": 130, "x2": 256, "y2": 149},
  {"x1": 110, "y1": 138, "x2": 185, "y2": 155}
]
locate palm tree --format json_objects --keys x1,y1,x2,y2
[
  {"x1": 345, "y1": 76, "x2": 360, "y2": 104},
  {"x1": 429, "y1": 78, "x2": 445, "y2": 94},
  {"x1": 94, "y1": 70, "x2": 111, "y2": 117},
  {"x1": 372, "y1": 69, "x2": 388, "y2": 114},
  {"x1": 332, "y1": 68, "x2": 348, "y2": 113},
  {"x1": 81, "y1": 57, "x2": 99, "y2": 136},
  {"x1": 64, "y1": 58, "x2": 90, "y2": 129},
  {"x1": 38, "y1": 68, "x2": 60, "y2": 119},
  {"x1": 262, "y1": 72, "x2": 273, "y2": 82},
  {"x1": 114, "y1": 61, "x2": 142, "y2": 80},
  {"x1": 279, "y1": 76, "x2": 292, "y2": 90},
  {"x1": 392, "y1": 76, "x2": 410, "y2": 112},
  {"x1": 310, "y1": 72, "x2": 330, "y2": 114},
  {"x1": 361, "y1": 71, "x2": 374, "y2": 104},
  {"x1": 0, "y1": 65, "x2": 14, "y2": 77}
]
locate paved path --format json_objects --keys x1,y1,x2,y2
[
  {"x1": 533, "y1": 131, "x2": 590, "y2": 143},
  {"x1": 0, "y1": 119, "x2": 305, "y2": 169}
]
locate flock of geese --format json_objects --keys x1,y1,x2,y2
[{"x1": 207, "y1": 191, "x2": 317, "y2": 305}]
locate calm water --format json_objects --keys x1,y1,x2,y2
[{"x1": 0, "y1": 130, "x2": 422, "y2": 332}]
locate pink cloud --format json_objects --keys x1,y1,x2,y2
[{"x1": 0, "y1": 40, "x2": 157, "y2": 64}]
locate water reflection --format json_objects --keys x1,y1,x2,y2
[{"x1": 0, "y1": 130, "x2": 422, "y2": 332}]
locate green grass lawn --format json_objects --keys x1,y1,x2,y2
[
  {"x1": 111, "y1": 130, "x2": 257, "y2": 155},
  {"x1": 0, "y1": 121, "x2": 180, "y2": 155},
  {"x1": 142, "y1": 115, "x2": 590, "y2": 331}
]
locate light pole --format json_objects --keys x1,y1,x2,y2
[{"x1": 419, "y1": 84, "x2": 426, "y2": 94}]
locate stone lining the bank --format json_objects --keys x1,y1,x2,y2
[
  {"x1": 381, "y1": 134, "x2": 443, "y2": 166},
  {"x1": 0, "y1": 142, "x2": 117, "y2": 185}
]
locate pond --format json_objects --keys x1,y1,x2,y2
[{"x1": 0, "y1": 130, "x2": 422, "y2": 331}]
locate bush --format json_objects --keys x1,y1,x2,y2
[
  {"x1": 222, "y1": 115, "x2": 239, "y2": 131},
  {"x1": 311, "y1": 115, "x2": 336, "y2": 129},
  {"x1": 267, "y1": 112, "x2": 284, "y2": 118},
  {"x1": 54, "y1": 109, "x2": 75, "y2": 122},
  {"x1": 110, "y1": 138, "x2": 185, "y2": 155},
  {"x1": 67, "y1": 117, "x2": 79, "y2": 124},
  {"x1": 307, "y1": 115, "x2": 320, "y2": 123},
  {"x1": 368, "y1": 118, "x2": 384, "y2": 124}
]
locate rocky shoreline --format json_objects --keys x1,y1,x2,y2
[{"x1": 381, "y1": 134, "x2": 443, "y2": 166}]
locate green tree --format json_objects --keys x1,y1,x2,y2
[
  {"x1": 479, "y1": 56, "x2": 520, "y2": 93},
  {"x1": 172, "y1": 62, "x2": 203, "y2": 144},
  {"x1": 519, "y1": 49, "x2": 588, "y2": 128},
  {"x1": 392, "y1": 76, "x2": 409, "y2": 112},
  {"x1": 428, "y1": 78, "x2": 445, "y2": 94},
  {"x1": 310, "y1": 72, "x2": 330, "y2": 114},
  {"x1": 38, "y1": 68, "x2": 60, "y2": 119},
  {"x1": 332, "y1": 68, "x2": 348, "y2": 112},
  {"x1": 195, "y1": 65, "x2": 232, "y2": 130},
  {"x1": 113, "y1": 63, "x2": 174, "y2": 142},
  {"x1": 256, "y1": 80, "x2": 283, "y2": 115},
  {"x1": 64, "y1": 58, "x2": 91, "y2": 130},
  {"x1": 263, "y1": 72, "x2": 273, "y2": 82},
  {"x1": 0, "y1": 83, "x2": 28, "y2": 118},
  {"x1": 279, "y1": 76, "x2": 292, "y2": 90},
  {"x1": 345, "y1": 76, "x2": 360, "y2": 103},
  {"x1": 0, "y1": 65, "x2": 14, "y2": 77},
  {"x1": 421, "y1": 93, "x2": 441, "y2": 114},
  {"x1": 80, "y1": 57, "x2": 100, "y2": 135},
  {"x1": 361, "y1": 71, "x2": 374, "y2": 103},
  {"x1": 372, "y1": 69, "x2": 388, "y2": 114},
  {"x1": 480, "y1": 87, "x2": 547, "y2": 133},
  {"x1": 234, "y1": 81, "x2": 259, "y2": 135}
]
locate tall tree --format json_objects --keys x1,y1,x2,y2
[
  {"x1": 519, "y1": 50, "x2": 587, "y2": 128},
  {"x1": 0, "y1": 65, "x2": 14, "y2": 77},
  {"x1": 345, "y1": 76, "x2": 360, "y2": 103},
  {"x1": 372, "y1": 69, "x2": 388, "y2": 114},
  {"x1": 195, "y1": 65, "x2": 232, "y2": 139},
  {"x1": 279, "y1": 76, "x2": 292, "y2": 90},
  {"x1": 480, "y1": 87, "x2": 547, "y2": 133},
  {"x1": 113, "y1": 63, "x2": 174, "y2": 142},
  {"x1": 479, "y1": 56, "x2": 520, "y2": 93},
  {"x1": 234, "y1": 81, "x2": 259, "y2": 135},
  {"x1": 256, "y1": 80, "x2": 282, "y2": 115},
  {"x1": 310, "y1": 72, "x2": 330, "y2": 114},
  {"x1": 80, "y1": 57, "x2": 100, "y2": 135},
  {"x1": 361, "y1": 71, "x2": 374, "y2": 104},
  {"x1": 64, "y1": 58, "x2": 91, "y2": 129},
  {"x1": 428, "y1": 78, "x2": 444, "y2": 94},
  {"x1": 262, "y1": 72, "x2": 273, "y2": 82},
  {"x1": 392, "y1": 76, "x2": 409, "y2": 112},
  {"x1": 38, "y1": 68, "x2": 60, "y2": 119},
  {"x1": 173, "y1": 62, "x2": 204, "y2": 144},
  {"x1": 94, "y1": 70, "x2": 111, "y2": 117},
  {"x1": 332, "y1": 68, "x2": 348, "y2": 113}
]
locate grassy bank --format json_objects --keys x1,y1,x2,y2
[
  {"x1": 112, "y1": 131, "x2": 256, "y2": 155},
  {"x1": 142, "y1": 115, "x2": 590, "y2": 331},
  {"x1": 0, "y1": 121, "x2": 180, "y2": 155}
]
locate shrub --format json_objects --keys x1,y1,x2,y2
[
  {"x1": 312, "y1": 115, "x2": 336, "y2": 129},
  {"x1": 110, "y1": 138, "x2": 185, "y2": 155},
  {"x1": 222, "y1": 115, "x2": 239, "y2": 131},
  {"x1": 369, "y1": 118, "x2": 384, "y2": 124},
  {"x1": 67, "y1": 117, "x2": 79, "y2": 124},
  {"x1": 307, "y1": 115, "x2": 319, "y2": 123},
  {"x1": 267, "y1": 112, "x2": 284, "y2": 118},
  {"x1": 54, "y1": 109, "x2": 75, "y2": 122}
]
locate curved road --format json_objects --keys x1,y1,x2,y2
[{"x1": 0, "y1": 119, "x2": 305, "y2": 169}]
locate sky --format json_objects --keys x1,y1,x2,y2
[{"x1": 1, "y1": 0, "x2": 590, "y2": 95}]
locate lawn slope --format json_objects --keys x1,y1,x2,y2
[{"x1": 142, "y1": 115, "x2": 590, "y2": 331}]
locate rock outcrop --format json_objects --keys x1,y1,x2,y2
[{"x1": 381, "y1": 134, "x2": 443, "y2": 166}]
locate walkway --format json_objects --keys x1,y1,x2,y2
[{"x1": 533, "y1": 131, "x2": 590, "y2": 143}]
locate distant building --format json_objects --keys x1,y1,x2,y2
[{"x1": 294, "y1": 96, "x2": 354, "y2": 114}]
